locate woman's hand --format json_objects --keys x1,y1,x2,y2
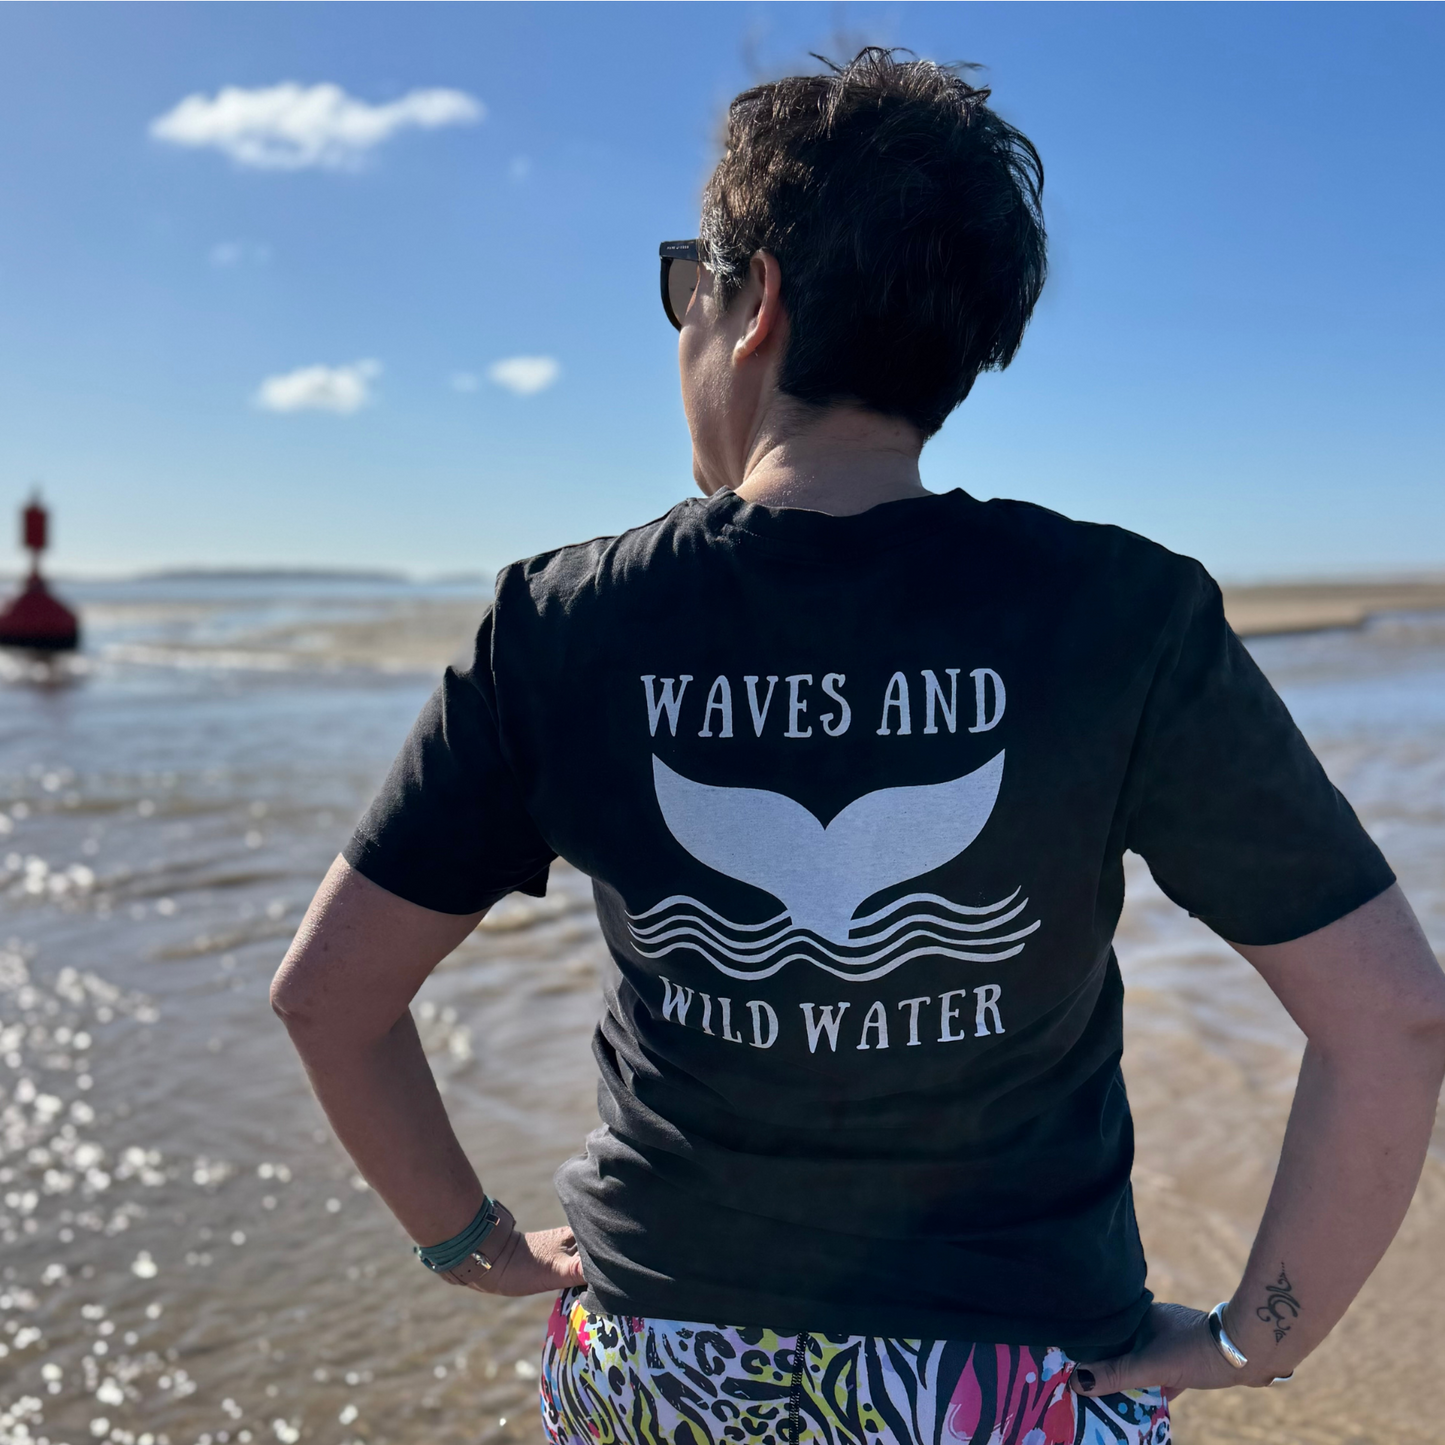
[
  {"x1": 438, "y1": 1210, "x2": 586, "y2": 1298},
  {"x1": 1070, "y1": 1302, "x2": 1281, "y2": 1402}
]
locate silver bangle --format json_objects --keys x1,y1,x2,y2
[
  {"x1": 1208, "y1": 1301, "x2": 1294, "y2": 1385},
  {"x1": 1207, "y1": 1302, "x2": 1249, "y2": 1370}
]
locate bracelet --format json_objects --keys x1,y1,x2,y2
[
  {"x1": 1207, "y1": 1302, "x2": 1248, "y2": 1369},
  {"x1": 1207, "y1": 1302, "x2": 1294, "y2": 1386},
  {"x1": 414, "y1": 1197, "x2": 501, "y2": 1274}
]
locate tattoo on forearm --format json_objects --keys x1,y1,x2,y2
[{"x1": 1256, "y1": 1264, "x2": 1301, "y2": 1344}]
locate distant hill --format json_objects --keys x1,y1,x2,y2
[{"x1": 134, "y1": 566, "x2": 414, "y2": 583}]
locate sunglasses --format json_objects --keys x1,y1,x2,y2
[{"x1": 659, "y1": 240, "x2": 701, "y2": 330}]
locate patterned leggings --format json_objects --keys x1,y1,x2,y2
[{"x1": 539, "y1": 1288, "x2": 1170, "y2": 1445}]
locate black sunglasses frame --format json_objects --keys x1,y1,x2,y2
[{"x1": 659, "y1": 240, "x2": 701, "y2": 330}]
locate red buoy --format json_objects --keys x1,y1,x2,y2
[{"x1": 0, "y1": 495, "x2": 80, "y2": 652}]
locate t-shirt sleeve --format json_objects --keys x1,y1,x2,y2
[
  {"x1": 343, "y1": 609, "x2": 556, "y2": 915},
  {"x1": 1124, "y1": 565, "x2": 1395, "y2": 945}
]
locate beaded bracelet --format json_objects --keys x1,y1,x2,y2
[{"x1": 414, "y1": 1196, "x2": 501, "y2": 1274}]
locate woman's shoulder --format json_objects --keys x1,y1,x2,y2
[
  {"x1": 974, "y1": 493, "x2": 1208, "y2": 586},
  {"x1": 492, "y1": 496, "x2": 714, "y2": 618}
]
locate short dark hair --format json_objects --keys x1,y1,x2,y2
[{"x1": 701, "y1": 49, "x2": 1047, "y2": 438}]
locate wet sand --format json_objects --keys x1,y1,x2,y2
[
  {"x1": 1223, "y1": 578, "x2": 1445, "y2": 638},
  {"x1": 0, "y1": 579, "x2": 1442, "y2": 1445},
  {"x1": 1119, "y1": 859, "x2": 1445, "y2": 1444}
]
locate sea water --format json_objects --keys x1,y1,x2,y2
[{"x1": 0, "y1": 579, "x2": 1441, "y2": 1445}]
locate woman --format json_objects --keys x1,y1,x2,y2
[{"x1": 271, "y1": 51, "x2": 1445, "y2": 1445}]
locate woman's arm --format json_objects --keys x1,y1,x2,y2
[
  {"x1": 1074, "y1": 883, "x2": 1445, "y2": 1399},
  {"x1": 269, "y1": 855, "x2": 584, "y2": 1296}
]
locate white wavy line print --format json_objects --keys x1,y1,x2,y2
[
  {"x1": 632, "y1": 937, "x2": 1033, "y2": 984},
  {"x1": 632, "y1": 920, "x2": 1040, "y2": 967},
  {"x1": 627, "y1": 887, "x2": 1022, "y2": 931},
  {"x1": 625, "y1": 889, "x2": 1040, "y2": 983},
  {"x1": 629, "y1": 898, "x2": 1032, "y2": 954},
  {"x1": 849, "y1": 887, "x2": 1022, "y2": 928},
  {"x1": 628, "y1": 894, "x2": 791, "y2": 932}
]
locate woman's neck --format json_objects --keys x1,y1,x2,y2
[{"x1": 730, "y1": 404, "x2": 928, "y2": 517}]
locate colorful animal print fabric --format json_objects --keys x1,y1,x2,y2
[{"x1": 539, "y1": 1288, "x2": 1170, "y2": 1445}]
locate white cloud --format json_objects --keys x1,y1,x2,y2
[
  {"x1": 150, "y1": 83, "x2": 483, "y2": 171},
  {"x1": 210, "y1": 239, "x2": 271, "y2": 267},
  {"x1": 254, "y1": 360, "x2": 380, "y2": 415},
  {"x1": 487, "y1": 356, "x2": 560, "y2": 397},
  {"x1": 450, "y1": 372, "x2": 481, "y2": 393}
]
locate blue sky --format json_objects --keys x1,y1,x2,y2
[{"x1": 0, "y1": 2, "x2": 1440, "y2": 581}]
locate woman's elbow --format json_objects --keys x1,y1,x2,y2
[
  {"x1": 1354, "y1": 982, "x2": 1445, "y2": 1082},
  {"x1": 268, "y1": 948, "x2": 409, "y2": 1049},
  {"x1": 1405, "y1": 991, "x2": 1445, "y2": 1073},
  {"x1": 269, "y1": 950, "x2": 324, "y2": 1029}
]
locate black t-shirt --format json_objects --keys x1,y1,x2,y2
[{"x1": 346, "y1": 488, "x2": 1393, "y2": 1351}]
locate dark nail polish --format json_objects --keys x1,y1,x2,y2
[{"x1": 1075, "y1": 1368, "x2": 1095, "y2": 1392}]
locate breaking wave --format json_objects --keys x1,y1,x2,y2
[{"x1": 626, "y1": 888, "x2": 1040, "y2": 982}]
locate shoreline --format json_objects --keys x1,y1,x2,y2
[
  {"x1": 7, "y1": 574, "x2": 1444, "y2": 649},
  {"x1": 1222, "y1": 580, "x2": 1445, "y2": 638}
]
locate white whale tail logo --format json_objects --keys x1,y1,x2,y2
[{"x1": 629, "y1": 751, "x2": 1040, "y2": 983}]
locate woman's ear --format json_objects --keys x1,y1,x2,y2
[{"x1": 732, "y1": 250, "x2": 785, "y2": 365}]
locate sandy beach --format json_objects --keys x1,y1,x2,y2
[
  {"x1": 1222, "y1": 578, "x2": 1445, "y2": 638},
  {"x1": 0, "y1": 575, "x2": 1441, "y2": 1445},
  {"x1": 4, "y1": 4, "x2": 1441, "y2": 1442}
]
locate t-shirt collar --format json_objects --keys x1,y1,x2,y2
[{"x1": 703, "y1": 486, "x2": 975, "y2": 559}]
